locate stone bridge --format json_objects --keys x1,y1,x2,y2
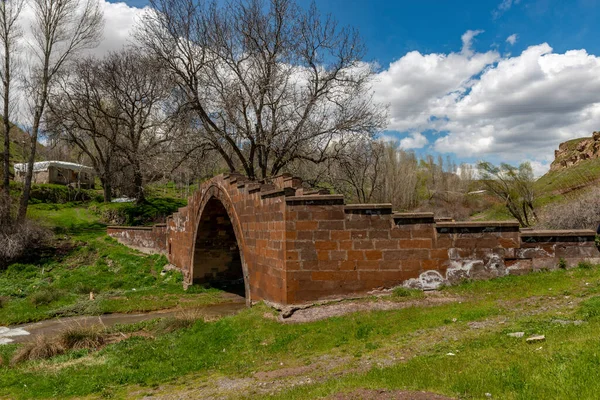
[{"x1": 108, "y1": 173, "x2": 600, "y2": 307}]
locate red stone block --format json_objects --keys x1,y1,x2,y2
[
  {"x1": 364, "y1": 250, "x2": 383, "y2": 261},
  {"x1": 399, "y1": 239, "x2": 432, "y2": 249},
  {"x1": 331, "y1": 230, "x2": 351, "y2": 240},
  {"x1": 347, "y1": 250, "x2": 365, "y2": 261},
  {"x1": 315, "y1": 240, "x2": 338, "y2": 250}
]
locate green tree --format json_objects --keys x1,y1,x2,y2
[{"x1": 477, "y1": 161, "x2": 538, "y2": 227}]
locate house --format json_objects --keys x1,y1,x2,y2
[{"x1": 14, "y1": 161, "x2": 95, "y2": 189}]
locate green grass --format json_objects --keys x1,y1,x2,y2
[
  {"x1": 0, "y1": 202, "x2": 224, "y2": 326},
  {"x1": 89, "y1": 196, "x2": 187, "y2": 226},
  {"x1": 535, "y1": 158, "x2": 600, "y2": 197},
  {"x1": 2, "y1": 265, "x2": 600, "y2": 398}
]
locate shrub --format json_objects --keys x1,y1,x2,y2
[
  {"x1": 578, "y1": 261, "x2": 594, "y2": 269},
  {"x1": 392, "y1": 286, "x2": 424, "y2": 299},
  {"x1": 29, "y1": 287, "x2": 65, "y2": 306},
  {"x1": 59, "y1": 325, "x2": 105, "y2": 350},
  {"x1": 558, "y1": 258, "x2": 567, "y2": 269},
  {"x1": 538, "y1": 187, "x2": 600, "y2": 230},
  {"x1": 29, "y1": 184, "x2": 97, "y2": 204},
  {"x1": 11, "y1": 336, "x2": 65, "y2": 364},
  {"x1": 0, "y1": 218, "x2": 51, "y2": 268},
  {"x1": 0, "y1": 296, "x2": 6, "y2": 309}
]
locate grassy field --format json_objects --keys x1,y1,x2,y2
[
  {"x1": 1, "y1": 259, "x2": 600, "y2": 398},
  {"x1": 0, "y1": 202, "x2": 225, "y2": 326}
]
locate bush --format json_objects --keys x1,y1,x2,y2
[
  {"x1": 90, "y1": 197, "x2": 186, "y2": 226},
  {"x1": 558, "y1": 258, "x2": 567, "y2": 269},
  {"x1": 392, "y1": 286, "x2": 424, "y2": 299},
  {"x1": 0, "y1": 296, "x2": 6, "y2": 309},
  {"x1": 29, "y1": 287, "x2": 65, "y2": 306},
  {"x1": 0, "y1": 217, "x2": 51, "y2": 268},
  {"x1": 539, "y1": 187, "x2": 600, "y2": 230},
  {"x1": 578, "y1": 261, "x2": 594, "y2": 269},
  {"x1": 28, "y1": 184, "x2": 97, "y2": 204},
  {"x1": 11, "y1": 336, "x2": 65, "y2": 364},
  {"x1": 59, "y1": 325, "x2": 105, "y2": 350}
]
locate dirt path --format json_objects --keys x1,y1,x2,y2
[{"x1": 281, "y1": 292, "x2": 460, "y2": 323}]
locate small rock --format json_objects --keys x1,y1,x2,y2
[
  {"x1": 446, "y1": 352, "x2": 456, "y2": 356},
  {"x1": 507, "y1": 332, "x2": 525, "y2": 338},
  {"x1": 526, "y1": 335, "x2": 546, "y2": 343},
  {"x1": 485, "y1": 393, "x2": 492, "y2": 398},
  {"x1": 451, "y1": 318, "x2": 457, "y2": 323},
  {"x1": 89, "y1": 292, "x2": 95, "y2": 300}
]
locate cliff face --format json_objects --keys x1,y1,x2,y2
[{"x1": 550, "y1": 131, "x2": 600, "y2": 172}]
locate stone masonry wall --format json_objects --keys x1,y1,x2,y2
[
  {"x1": 108, "y1": 174, "x2": 600, "y2": 307},
  {"x1": 107, "y1": 224, "x2": 167, "y2": 254}
]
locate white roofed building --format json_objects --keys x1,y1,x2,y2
[{"x1": 13, "y1": 161, "x2": 95, "y2": 189}]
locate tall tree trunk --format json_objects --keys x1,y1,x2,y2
[
  {"x1": 17, "y1": 113, "x2": 42, "y2": 221},
  {"x1": 1, "y1": 3, "x2": 12, "y2": 223},
  {"x1": 101, "y1": 176, "x2": 111, "y2": 203},
  {"x1": 133, "y1": 163, "x2": 144, "y2": 204}
]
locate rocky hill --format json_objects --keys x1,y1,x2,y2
[{"x1": 550, "y1": 131, "x2": 600, "y2": 172}]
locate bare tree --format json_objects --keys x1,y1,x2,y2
[
  {"x1": 478, "y1": 161, "x2": 538, "y2": 227},
  {"x1": 50, "y1": 49, "x2": 175, "y2": 203},
  {"x1": 379, "y1": 144, "x2": 419, "y2": 210},
  {"x1": 327, "y1": 139, "x2": 384, "y2": 204},
  {"x1": 0, "y1": 0, "x2": 23, "y2": 222},
  {"x1": 137, "y1": 0, "x2": 386, "y2": 180},
  {"x1": 47, "y1": 58, "x2": 119, "y2": 202},
  {"x1": 96, "y1": 49, "x2": 174, "y2": 203},
  {"x1": 17, "y1": 0, "x2": 103, "y2": 221}
]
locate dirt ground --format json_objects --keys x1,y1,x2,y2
[{"x1": 280, "y1": 291, "x2": 460, "y2": 323}]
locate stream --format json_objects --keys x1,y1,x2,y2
[{"x1": 0, "y1": 299, "x2": 246, "y2": 345}]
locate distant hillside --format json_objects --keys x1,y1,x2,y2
[
  {"x1": 550, "y1": 131, "x2": 600, "y2": 172},
  {"x1": 0, "y1": 121, "x2": 46, "y2": 179},
  {"x1": 536, "y1": 131, "x2": 600, "y2": 203}
]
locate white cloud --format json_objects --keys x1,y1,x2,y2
[
  {"x1": 493, "y1": 0, "x2": 521, "y2": 19},
  {"x1": 9, "y1": 0, "x2": 146, "y2": 125},
  {"x1": 373, "y1": 42, "x2": 499, "y2": 132},
  {"x1": 461, "y1": 29, "x2": 484, "y2": 56},
  {"x1": 506, "y1": 34, "x2": 518, "y2": 45},
  {"x1": 399, "y1": 132, "x2": 428, "y2": 150},
  {"x1": 373, "y1": 32, "x2": 600, "y2": 168}
]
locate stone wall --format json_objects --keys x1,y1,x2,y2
[
  {"x1": 107, "y1": 224, "x2": 167, "y2": 254},
  {"x1": 108, "y1": 174, "x2": 600, "y2": 307}
]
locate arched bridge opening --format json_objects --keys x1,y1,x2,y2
[{"x1": 192, "y1": 197, "x2": 245, "y2": 297}]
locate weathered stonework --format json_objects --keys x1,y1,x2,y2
[{"x1": 107, "y1": 173, "x2": 600, "y2": 307}]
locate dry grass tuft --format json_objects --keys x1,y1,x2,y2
[
  {"x1": 59, "y1": 324, "x2": 106, "y2": 350},
  {"x1": 11, "y1": 336, "x2": 65, "y2": 365},
  {"x1": 155, "y1": 309, "x2": 202, "y2": 333}
]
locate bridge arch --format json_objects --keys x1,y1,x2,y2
[{"x1": 189, "y1": 184, "x2": 251, "y2": 305}]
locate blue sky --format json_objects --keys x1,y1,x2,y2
[
  {"x1": 300, "y1": 0, "x2": 600, "y2": 66},
  {"x1": 100, "y1": 0, "x2": 600, "y2": 175}
]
